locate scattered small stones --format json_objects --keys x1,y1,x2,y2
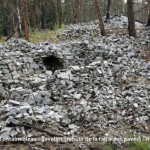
[{"x1": 0, "y1": 16, "x2": 149, "y2": 146}]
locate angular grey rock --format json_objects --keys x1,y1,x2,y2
[
  {"x1": 9, "y1": 130, "x2": 18, "y2": 138},
  {"x1": 45, "y1": 70, "x2": 52, "y2": 76},
  {"x1": 15, "y1": 113, "x2": 23, "y2": 119},
  {"x1": 92, "y1": 114, "x2": 98, "y2": 122},
  {"x1": 60, "y1": 115, "x2": 71, "y2": 126},
  {"x1": 80, "y1": 99, "x2": 88, "y2": 107},
  {"x1": 73, "y1": 93, "x2": 82, "y2": 100},
  {"x1": 57, "y1": 72, "x2": 70, "y2": 80},
  {"x1": 2, "y1": 69, "x2": 10, "y2": 74},
  {"x1": 8, "y1": 100, "x2": 20, "y2": 106},
  {"x1": 0, "y1": 16, "x2": 149, "y2": 141},
  {"x1": 0, "y1": 127, "x2": 12, "y2": 139},
  {"x1": 71, "y1": 66, "x2": 80, "y2": 70},
  {"x1": 133, "y1": 103, "x2": 138, "y2": 108}
]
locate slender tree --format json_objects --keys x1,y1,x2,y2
[
  {"x1": 127, "y1": 0, "x2": 136, "y2": 37},
  {"x1": 58, "y1": 0, "x2": 64, "y2": 27},
  {"x1": 93, "y1": 0, "x2": 106, "y2": 36},
  {"x1": 52, "y1": 0, "x2": 59, "y2": 28},
  {"x1": 106, "y1": 0, "x2": 111, "y2": 20},
  {"x1": 146, "y1": 0, "x2": 150, "y2": 26},
  {"x1": 73, "y1": 0, "x2": 80, "y2": 24},
  {"x1": 41, "y1": 0, "x2": 46, "y2": 29},
  {"x1": 23, "y1": 0, "x2": 29, "y2": 41},
  {"x1": 16, "y1": 0, "x2": 22, "y2": 37},
  {"x1": 11, "y1": 0, "x2": 15, "y2": 32},
  {"x1": 122, "y1": 0, "x2": 125, "y2": 15},
  {"x1": 1, "y1": 1, "x2": 8, "y2": 36}
]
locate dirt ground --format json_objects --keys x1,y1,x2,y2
[{"x1": 0, "y1": 141, "x2": 108, "y2": 150}]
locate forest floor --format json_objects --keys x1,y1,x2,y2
[
  {"x1": 0, "y1": 30, "x2": 56, "y2": 43},
  {"x1": 0, "y1": 132, "x2": 150, "y2": 150}
]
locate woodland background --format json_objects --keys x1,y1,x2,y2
[{"x1": 0, "y1": 0, "x2": 149, "y2": 39}]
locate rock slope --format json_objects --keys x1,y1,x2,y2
[{"x1": 0, "y1": 16, "x2": 149, "y2": 146}]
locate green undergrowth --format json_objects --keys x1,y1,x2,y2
[
  {"x1": 124, "y1": 141, "x2": 150, "y2": 150},
  {"x1": 28, "y1": 30, "x2": 56, "y2": 43},
  {"x1": 0, "y1": 28, "x2": 64, "y2": 43},
  {"x1": 105, "y1": 141, "x2": 150, "y2": 150}
]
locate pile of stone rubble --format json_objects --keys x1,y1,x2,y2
[
  {"x1": 0, "y1": 16, "x2": 149, "y2": 144},
  {"x1": 57, "y1": 15, "x2": 145, "y2": 40}
]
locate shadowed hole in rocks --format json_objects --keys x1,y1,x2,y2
[{"x1": 43, "y1": 55, "x2": 64, "y2": 72}]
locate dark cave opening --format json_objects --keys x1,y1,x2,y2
[{"x1": 43, "y1": 55, "x2": 64, "y2": 72}]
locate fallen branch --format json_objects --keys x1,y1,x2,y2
[
  {"x1": 6, "y1": 122, "x2": 63, "y2": 137},
  {"x1": 110, "y1": 14, "x2": 119, "y2": 19},
  {"x1": 5, "y1": 32, "x2": 15, "y2": 41},
  {"x1": 135, "y1": 19, "x2": 146, "y2": 24}
]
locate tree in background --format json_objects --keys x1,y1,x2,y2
[
  {"x1": 0, "y1": 0, "x2": 149, "y2": 40},
  {"x1": 122, "y1": 0, "x2": 125, "y2": 15},
  {"x1": 23, "y1": 0, "x2": 29, "y2": 41},
  {"x1": 106, "y1": 0, "x2": 111, "y2": 20},
  {"x1": 127, "y1": 0, "x2": 136, "y2": 37},
  {"x1": 94, "y1": 0, "x2": 106, "y2": 36},
  {"x1": 72, "y1": 0, "x2": 80, "y2": 24},
  {"x1": 52, "y1": 0, "x2": 59, "y2": 28},
  {"x1": 40, "y1": 0, "x2": 47, "y2": 29},
  {"x1": 1, "y1": 1, "x2": 8, "y2": 36},
  {"x1": 16, "y1": 0, "x2": 22, "y2": 37},
  {"x1": 146, "y1": 0, "x2": 150, "y2": 26}
]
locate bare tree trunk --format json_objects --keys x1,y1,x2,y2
[
  {"x1": 106, "y1": 0, "x2": 111, "y2": 20},
  {"x1": 93, "y1": 0, "x2": 106, "y2": 36},
  {"x1": 122, "y1": 0, "x2": 125, "y2": 15},
  {"x1": 82, "y1": 1, "x2": 88, "y2": 22},
  {"x1": 1, "y1": 1, "x2": 8, "y2": 36},
  {"x1": 127, "y1": 0, "x2": 136, "y2": 37},
  {"x1": 58, "y1": 0, "x2": 63, "y2": 26},
  {"x1": 66, "y1": 0, "x2": 72, "y2": 23},
  {"x1": 23, "y1": 0, "x2": 29, "y2": 41},
  {"x1": 79, "y1": 0, "x2": 82, "y2": 22},
  {"x1": 73, "y1": 0, "x2": 80, "y2": 24},
  {"x1": 31, "y1": 0, "x2": 36, "y2": 29},
  {"x1": 52, "y1": 0, "x2": 59, "y2": 28},
  {"x1": 16, "y1": 0, "x2": 22, "y2": 37},
  {"x1": 146, "y1": 0, "x2": 150, "y2": 27},
  {"x1": 146, "y1": 13, "x2": 150, "y2": 27},
  {"x1": 41, "y1": 0, "x2": 46, "y2": 29},
  {"x1": 11, "y1": 0, "x2": 15, "y2": 32}
]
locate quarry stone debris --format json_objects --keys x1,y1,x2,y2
[{"x1": 0, "y1": 16, "x2": 149, "y2": 144}]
